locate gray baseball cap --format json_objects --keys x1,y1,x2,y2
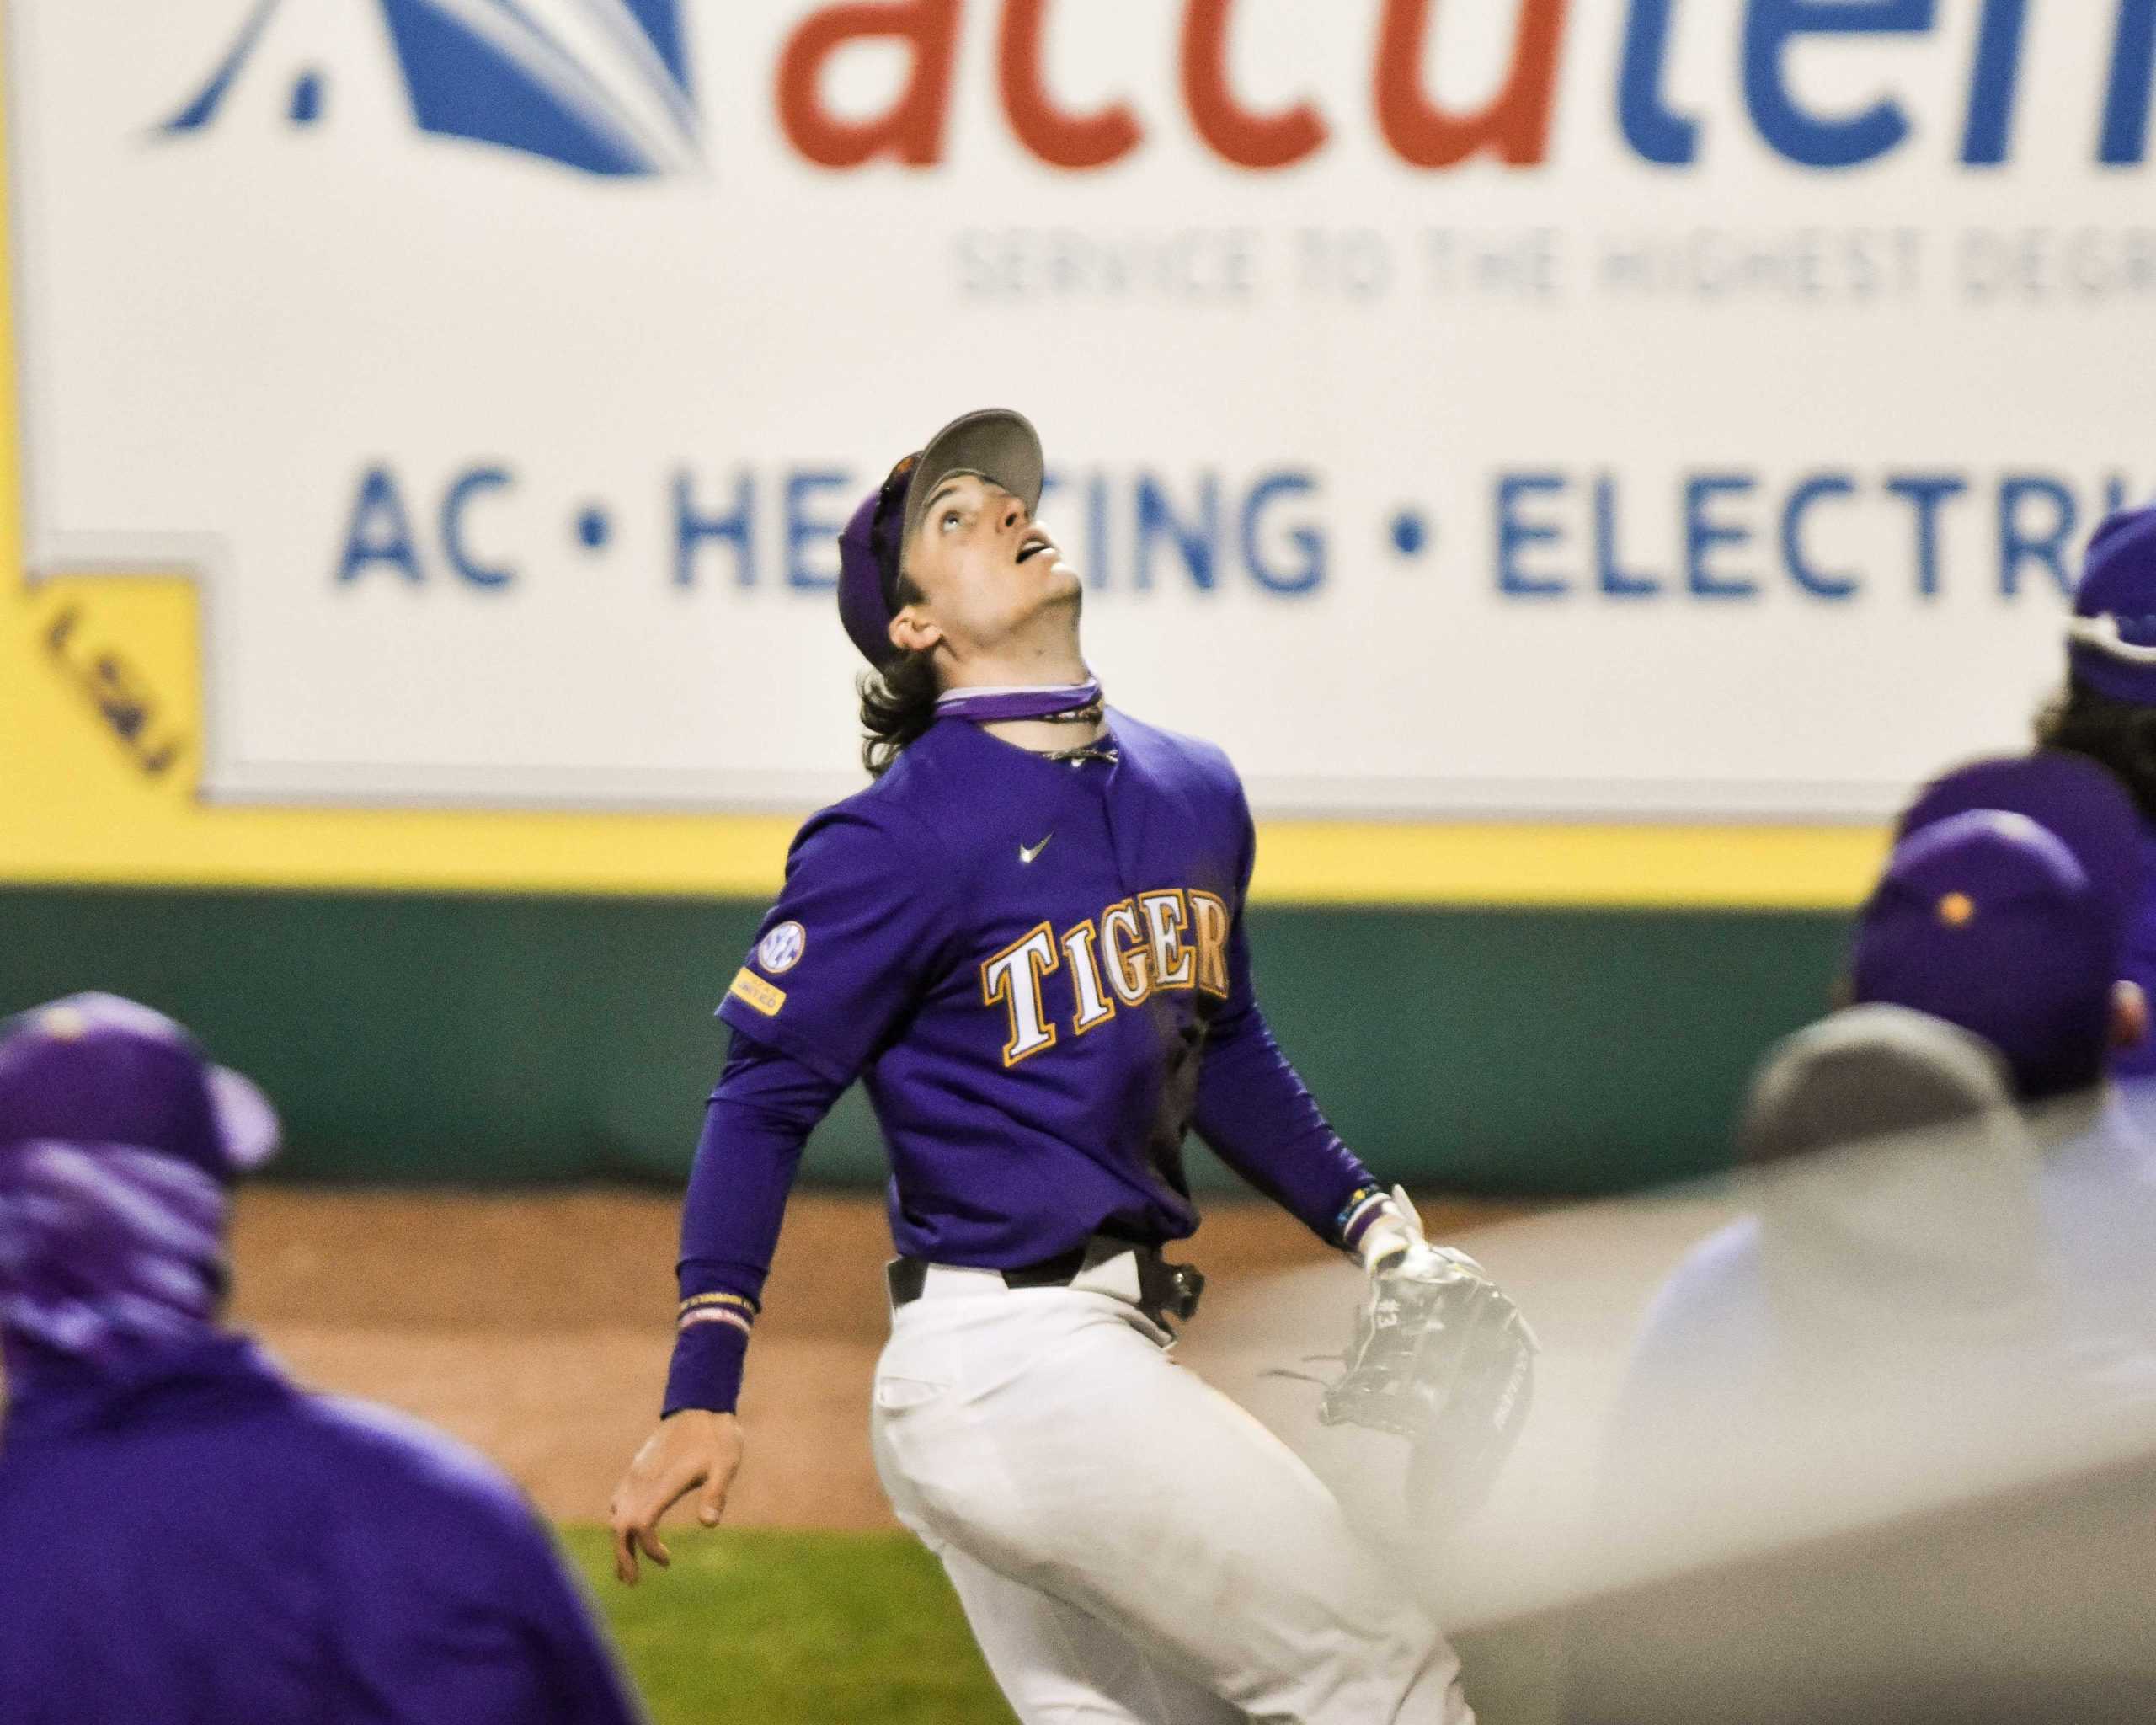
[
  {"x1": 836, "y1": 409, "x2": 1046, "y2": 667},
  {"x1": 1736, "y1": 1004, "x2": 2014, "y2": 1167},
  {"x1": 900, "y1": 409, "x2": 1044, "y2": 553}
]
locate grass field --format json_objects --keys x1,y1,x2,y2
[{"x1": 558, "y1": 1525, "x2": 1015, "y2": 1724}]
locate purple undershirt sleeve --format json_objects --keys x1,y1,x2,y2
[
  {"x1": 1191, "y1": 786, "x2": 1380, "y2": 1250},
  {"x1": 662, "y1": 1032, "x2": 847, "y2": 1417}
]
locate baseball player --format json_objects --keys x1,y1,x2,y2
[
  {"x1": 0, "y1": 993, "x2": 643, "y2": 1725},
  {"x1": 2035, "y1": 504, "x2": 2156, "y2": 1077},
  {"x1": 610, "y1": 409, "x2": 1484, "y2": 1722}
]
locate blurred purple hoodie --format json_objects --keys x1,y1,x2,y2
[{"x1": 0, "y1": 994, "x2": 641, "y2": 1725}]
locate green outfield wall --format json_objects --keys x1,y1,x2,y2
[{"x1": 0, "y1": 889, "x2": 1850, "y2": 1196}]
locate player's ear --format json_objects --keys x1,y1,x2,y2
[
  {"x1": 889, "y1": 606, "x2": 942, "y2": 657},
  {"x1": 2111, "y1": 980, "x2": 2148, "y2": 1050}
]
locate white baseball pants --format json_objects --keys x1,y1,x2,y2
[{"x1": 868, "y1": 1262, "x2": 1476, "y2": 1724}]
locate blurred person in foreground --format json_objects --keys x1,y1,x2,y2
[
  {"x1": 1564, "y1": 755, "x2": 2156, "y2": 1725},
  {"x1": 2040, "y1": 503, "x2": 2156, "y2": 1081},
  {"x1": 0, "y1": 993, "x2": 641, "y2": 1725}
]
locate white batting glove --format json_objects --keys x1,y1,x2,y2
[
  {"x1": 1353, "y1": 1186, "x2": 1418, "y2": 1276},
  {"x1": 1355, "y1": 1185, "x2": 1492, "y2": 1285}
]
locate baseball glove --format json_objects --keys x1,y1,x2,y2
[{"x1": 1314, "y1": 1188, "x2": 1538, "y2": 1524}]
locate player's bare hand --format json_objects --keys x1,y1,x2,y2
[{"x1": 608, "y1": 1410, "x2": 744, "y2": 1586}]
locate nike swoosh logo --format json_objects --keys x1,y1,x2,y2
[{"x1": 1019, "y1": 834, "x2": 1054, "y2": 865}]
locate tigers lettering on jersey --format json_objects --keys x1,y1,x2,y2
[
  {"x1": 981, "y1": 888, "x2": 1230, "y2": 1067},
  {"x1": 981, "y1": 922, "x2": 1060, "y2": 1065}
]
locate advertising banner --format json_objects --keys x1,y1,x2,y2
[{"x1": 7, "y1": 1, "x2": 2145, "y2": 897}]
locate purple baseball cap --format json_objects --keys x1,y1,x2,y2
[
  {"x1": 837, "y1": 409, "x2": 1045, "y2": 668},
  {"x1": 2067, "y1": 506, "x2": 2156, "y2": 704},
  {"x1": 0, "y1": 994, "x2": 279, "y2": 1183},
  {"x1": 1894, "y1": 751, "x2": 2143, "y2": 930},
  {"x1": 1854, "y1": 755, "x2": 2143, "y2": 1101}
]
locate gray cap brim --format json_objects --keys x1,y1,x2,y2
[
  {"x1": 1736, "y1": 1003, "x2": 2014, "y2": 1167},
  {"x1": 901, "y1": 409, "x2": 1045, "y2": 556}
]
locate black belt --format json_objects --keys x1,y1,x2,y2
[{"x1": 886, "y1": 1239, "x2": 1204, "y2": 1327}]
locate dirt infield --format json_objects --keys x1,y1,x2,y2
[{"x1": 225, "y1": 1187, "x2": 1529, "y2": 1527}]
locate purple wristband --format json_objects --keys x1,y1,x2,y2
[
  {"x1": 663, "y1": 1315, "x2": 750, "y2": 1417},
  {"x1": 1337, "y1": 1184, "x2": 1392, "y2": 1253}
]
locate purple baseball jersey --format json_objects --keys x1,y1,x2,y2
[
  {"x1": 664, "y1": 708, "x2": 1379, "y2": 1413},
  {"x1": 723, "y1": 708, "x2": 1363, "y2": 1257},
  {"x1": 0, "y1": 1333, "x2": 640, "y2": 1725}
]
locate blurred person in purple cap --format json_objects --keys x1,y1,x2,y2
[
  {"x1": 0, "y1": 993, "x2": 642, "y2": 1725},
  {"x1": 2035, "y1": 504, "x2": 2156, "y2": 1078},
  {"x1": 1565, "y1": 756, "x2": 2156, "y2": 1723},
  {"x1": 1865, "y1": 749, "x2": 2148, "y2": 1103},
  {"x1": 609, "y1": 409, "x2": 1493, "y2": 1723},
  {"x1": 1630, "y1": 752, "x2": 2156, "y2": 1423}
]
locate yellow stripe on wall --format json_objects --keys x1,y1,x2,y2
[{"x1": 1249, "y1": 820, "x2": 1886, "y2": 909}]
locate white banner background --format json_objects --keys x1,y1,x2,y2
[{"x1": 11, "y1": 0, "x2": 2148, "y2": 819}]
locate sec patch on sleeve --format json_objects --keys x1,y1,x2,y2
[
  {"x1": 756, "y1": 921, "x2": 807, "y2": 974},
  {"x1": 728, "y1": 968, "x2": 787, "y2": 1017}
]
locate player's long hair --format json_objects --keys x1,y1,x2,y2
[
  {"x1": 860, "y1": 569, "x2": 940, "y2": 777},
  {"x1": 859, "y1": 649, "x2": 940, "y2": 777},
  {"x1": 2036, "y1": 677, "x2": 2156, "y2": 825}
]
